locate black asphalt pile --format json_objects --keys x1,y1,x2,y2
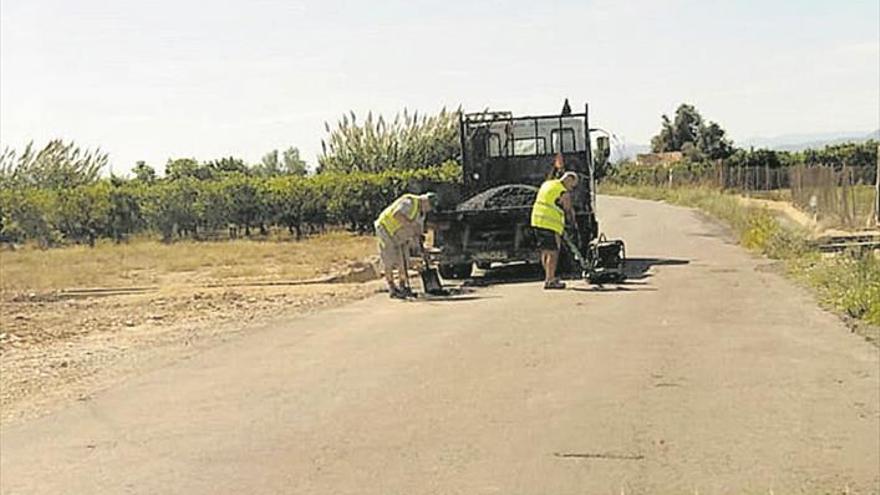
[{"x1": 456, "y1": 185, "x2": 538, "y2": 212}]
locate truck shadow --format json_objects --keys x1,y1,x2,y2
[
  {"x1": 461, "y1": 264, "x2": 545, "y2": 287},
  {"x1": 457, "y1": 257, "x2": 689, "y2": 287},
  {"x1": 404, "y1": 287, "x2": 499, "y2": 303},
  {"x1": 624, "y1": 257, "x2": 690, "y2": 280},
  {"x1": 570, "y1": 282, "x2": 657, "y2": 293}
]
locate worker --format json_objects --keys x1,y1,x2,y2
[
  {"x1": 530, "y1": 171, "x2": 579, "y2": 290},
  {"x1": 374, "y1": 192, "x2": 439, "y2": 299},
  {"x1": 545, "y1": 152, "x2": 565, "y2": 180}
]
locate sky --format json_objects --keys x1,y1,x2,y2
[{"x1": 1, "y1": 0, "x2": 878, "y2": 174}]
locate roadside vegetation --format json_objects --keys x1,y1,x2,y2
[
  {"x1": 0, "y1": 231, "x2": 374, "y2": 294},
  {"x1": 0, "y1": 108, "x2": 461, "y2": 249},
  {"x1": 602, "y1": 104, "x2": 879, "y2": 334},
  {"x1": 601, "y1": 183, "x2": 880, "y2": 334}
]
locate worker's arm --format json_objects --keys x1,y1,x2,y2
[
  {"x1": 393, "y1": 212, "x2": 423, "y2": 241},
  {"x1": 560, "y1": 192, "x2": 578, "y2": 227},
  {"x1": 392, "y1": 210, "x2": 412, "y2": 227}
]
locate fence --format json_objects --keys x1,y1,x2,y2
[
  {"x1": 611, "y1": 161, "x2": 878, "y2": 229},
  {"x1": 788, "y1": 165, "x2": 876, "y2": 228}
]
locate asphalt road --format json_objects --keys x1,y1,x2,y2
[{"x1": 2, "y1": 196, "x2": 878, "y2": 494}]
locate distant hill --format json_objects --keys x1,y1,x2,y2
[
  {"x1": 608, "y1": 130, "x2": 878, "y2": 163},
  {"x1": 738, "y1": 130, "x2": 879, "y2": 151}
]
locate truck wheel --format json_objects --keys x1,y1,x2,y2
[{"x1": 440, "y1": 263, "x2": 472, "y2": 279}]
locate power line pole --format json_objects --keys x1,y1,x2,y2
[{"x1": 875, "y1": 144, "x2": 879, "y2": 227}]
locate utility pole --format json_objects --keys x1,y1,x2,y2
[{"x1": 875, "y1": 144, "x2": 879, "y2": 227}]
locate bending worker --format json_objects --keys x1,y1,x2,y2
[
  {"x1": 530, "y1": 171, "x2": 579, "y2": 290},
  {"x1": 374, "y1": 192, "x2": 438, "y2": 299}
]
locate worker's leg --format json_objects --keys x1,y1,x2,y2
[
  {"x1": 541, "y1": 250, "x2": 553, "y2": 283},
  {"x1": 385, "y1": 270, "x2": 397, "y2": 291},
  {"x1": 378, "y1": 234, "x2": 401, "y2": 295},
  {"x1": 546, "y1": 248, "x2": 558, "y2": 281},
  {"x1": 397, "y1": 245, "x2": 410, "y2": 290},
  {"x1": 544, "y1": 234, "x2": 565, "y2": 289}
]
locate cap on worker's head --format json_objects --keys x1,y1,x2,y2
[
  {"x1": 422, "y1": 192, "x2": 439, "y2": 209},
  {"x1": 560, "y1": 171, "x2": 579, "y2": 184}
]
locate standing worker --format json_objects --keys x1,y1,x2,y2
[
  {"x1": 530, "y1": 171, "x2": 579, "y2": 289},
  {"x1": 375, "y1": 192, "x2": 439, "y2": 299}
]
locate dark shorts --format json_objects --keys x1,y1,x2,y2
[{"x1": 533, "y1": 227, "x2": 559, "y2": 251}]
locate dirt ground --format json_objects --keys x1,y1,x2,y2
[
  {"x1": 0, "y1": 233, "x2": 380, "y2": 425},
  {"x1": 2, "y1": 195, "x2": 877, "y2": 494},
  {"x1": 738, "y1": 194, "x2": 880, "y2": 238}
]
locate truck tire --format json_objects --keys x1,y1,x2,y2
[{"x1": 439, "y1": 263, "x2": 472, "y2": 280}]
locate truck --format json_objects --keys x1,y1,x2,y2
[{"x1": 426, "y1": 100, "x2": 612, "y2": 279}]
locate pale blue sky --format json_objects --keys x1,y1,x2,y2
[{"x1": 1, "y1": 0, "x2": 878, "y2": 173}]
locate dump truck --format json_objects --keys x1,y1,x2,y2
[{"x1": 426, "y1": 101, "x2": 615, "y2": 279}]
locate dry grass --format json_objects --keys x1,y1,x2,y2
[
  {"x1": 749, "y1": 185, "x2": 877, "y2": 229},
  {"x1": 0, "y1": 232, "x2": 376, "y2": 294}
]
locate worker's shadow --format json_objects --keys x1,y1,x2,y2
[{"x1": 623, "y1": 257, "x2": 689, "y2": 280}]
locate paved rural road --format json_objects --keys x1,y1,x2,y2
[{"x1": 2, "y1": 196, "x2": 879, "y2": 494}]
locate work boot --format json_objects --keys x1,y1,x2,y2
[
  {"x1": 399, "y1": 286, "x2": 416, "y2": 299},
  {"x1": 389, "y1": 287, "x2": 406, "y2": 299},
  {"x1": 543, "y1": 279, "x2": 566, "y2": 290}
]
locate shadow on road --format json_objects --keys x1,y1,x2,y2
[
  {"x1": 462, "y1": 263, "x2": 544, "y2": 287},
  {"x1": 624, "y1": 257, "x2": 690, "y2": 280},
  {"x1": 461, "y1": 257, "x2": 690, "y2": 287},
  {"x1": 570, "y1": 282, "x2": 658, "y2": 292},
  {"x1": 414, "y1": 295, "x2": 491, "y2": 303}
]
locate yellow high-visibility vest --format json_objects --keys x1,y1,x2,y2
[
  {"x1": 376, "y1": 193, "x2": 421, "y2": 237},
  {"x1": 530, "y1": 179, "x2": 566, "y2": 234}
]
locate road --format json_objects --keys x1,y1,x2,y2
[{"x1": 2, "y1": 196, "x2": 878, "y2": 494}]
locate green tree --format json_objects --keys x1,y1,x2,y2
[
  {"x1": 107, "y1": 185, "x2": 143, "y2": 242},
  {"x1": 52, "y1": 183, "x2": 112, "y2": 246},
  {"x1": 318, "y1": 107, "x2": 460, "y2": 173},
  {"x1": 220, "y1": 177, "x2": 264, "y2": 236},
  {"x1": 650, "y1": 104, "x2": 734, "y2": 160},
  {"x1": 206, "y1": 156, "x2": 249, "y2": 175},
  {"x1": 143, "y1": 179, "x2": 201, "y2": 241},
  {"x1": 264, "y1": 176, "x2": 309, "y2": 238},
  {"x1": 282, "y1": 147, "x2": 308, "y2": 175},
  {"x1": 651, "y1": 115, "x2": 676, "y2": 153},
  {"x1": 0, "y1": 140, "x2": 106, "y2": 189},
  {"x1": 254, "y1": 147, "x2": 308, "y2": 176},
  {"x1": 726, "y1": 148, "x2": 785, "y2": 169},
  {"x1": 698, "y1": 121, "x2": 735, "y2": 160},
  {"x1": 0, "y1": 188, "x2": 59, "y2": 246},
  {"x1": 166, "y1": 158, "x2": 214, "y2": 181},
  {"x1": 254, "y1": 150, "x2": 282, "y2": 176},
  {"x1": 132, "y1": 161, "x2": 157, "y2": 183}
]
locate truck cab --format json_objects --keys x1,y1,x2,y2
[{"x1": 428, "y1": 102, "x2": 609, "y2": 279}]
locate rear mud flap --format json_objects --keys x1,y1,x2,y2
[{"x1": 419, "y1": 267, "x2": 447, "y2": 295}]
